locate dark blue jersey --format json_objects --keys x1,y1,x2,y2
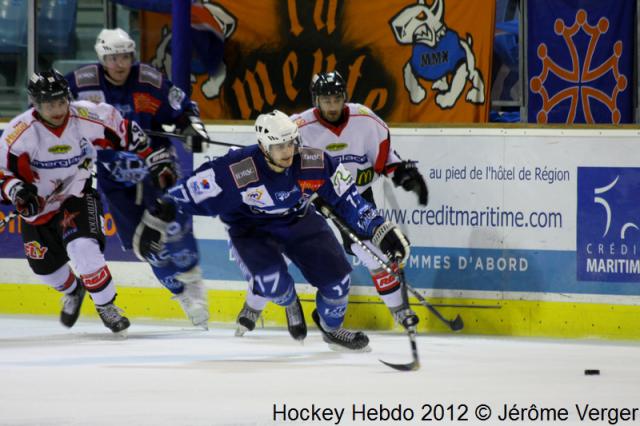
[
  {"x1": 166, "y1": 145, "x2": 383, "y2": 238},
  {"x1": 66, "y1": 63, "x2": 194, "y2": 131}
]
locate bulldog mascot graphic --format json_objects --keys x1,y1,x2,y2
[{"x1": 390, "y1": 0, "x2": 485, "y2": 108}]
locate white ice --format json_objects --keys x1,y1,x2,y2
[{"x1": 0, "y1": 315, "x2": 639, "y2": 426}]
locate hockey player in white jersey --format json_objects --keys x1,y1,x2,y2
[
  {"x1": 236, "y1": 71, "x2": 428, "y2": 335},
  {"x1": 0, "y1": 70, "x2": 156, "y2": 334}
]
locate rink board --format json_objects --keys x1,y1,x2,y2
[{"x1": 1, "y1": 125, "x2": 640, "y2": 339}]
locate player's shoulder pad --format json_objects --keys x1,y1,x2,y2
[
  {"x1": 138, "y1": 63, "x2": 163, "y2": 89},
  {"x1": 349, "y1": 102, "x2": 388, "y2": 129},
  {"x1": 73, "y1": 64, "x2": 100, "y2": 88},
  {"x1": 290, "y1": 114, "x2": 305, "y2": 128},
  {"x1": 71, "y1": 101, "x2": 104, "y2": 122},
  {"x1": 291, "y1": 107, "x2": 315, "y2": 127},
  {"x1": 1, "y1": 112, "x2": 35, "y2": 147},
  {"x1": 229, "y1": 156, "x2": 259, "y2": 188},
  {"x1": 348, "y1": 102, "x2": 373, "y2": 116},
  {"x1": 299, "y1": 147, "x2": 325, "y2": 169}
]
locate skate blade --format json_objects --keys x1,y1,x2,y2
[
  {"x1": 235, "y1": 325, "x2": 249, "y2": 337},
  {"x1": 111, "y1": 329, "x2": 128, "y2": 340},
  {"x1": 327, "y1": 343, "x2": 372, "y2": 353},
  {"x1": 193, "y1": 321, "x2": 209, "y2": 330}
]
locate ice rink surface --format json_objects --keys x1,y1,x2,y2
[{"x1": 1, "y1": 315, "x2": 639, "y2": 426}]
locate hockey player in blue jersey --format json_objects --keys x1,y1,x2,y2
[
  {"x1": 236, "y1": 71, "x2": 428, "y2": 336},
  {"x1": 133, "y1": 110, "x2": 411, "y2": 351},
  {"x1": 64, "y1": 28, "x2": 211, "y2": 328}
]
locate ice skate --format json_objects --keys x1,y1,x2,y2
[
  {"x1": 173, "y1": 281, "x2": 210, "y2": 329},
  {"x1": 60, "y1": 281, "x2": 86, "y2": 328},
  {"x1": 312, "y1": 309, "x2": 370, "y2": 352},
  {"x1": 285, "y1": 296, "x2": 307, "y2": 341},
  {"x1": 235, "y1": 302, "x2": 262, "y2": 337},
  {"x1": 390, "y1": 305, "x2": 419, "y2": 330},
  {"x1": 96, "y1": 302, "x2": 130, "y2": 335}
]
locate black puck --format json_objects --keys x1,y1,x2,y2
[{"x1": 584, "y1": 369, "x2": 600, "y2": 375}]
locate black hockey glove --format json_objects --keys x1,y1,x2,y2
[
  {"x1": 392, "y1": 161, "x2": 428, "y2": 206},
  {"x1": 372, "y1": 221, "x2": 410, "y2": 265},
  {"x1": 8, "y1": 181, "x2": 43, "y2": 217},
  {"x1": 180, "y1": 115, "x2": 210, "y2": 153},
  {"x1": 132, "y1": 199, "x2": 177, "y2": 262},
  {"x1": 145, "y1": 146, "x2": 179, "y2": 190}
]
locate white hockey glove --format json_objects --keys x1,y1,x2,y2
[{"x1": 371, "y1": 220, "x2": 410, "y2": 265}]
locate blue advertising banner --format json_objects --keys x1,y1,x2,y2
[
  {"x1": 577, "y1": 167, "x2": 640, "y2": 282},
  {"x1": 527, "y1": 0, "x2": 635, "y2": 124}
]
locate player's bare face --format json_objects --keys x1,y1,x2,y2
[
  {"x1": 318, "y1": 95, "x2": 345, "y2": 123},
  {"x1": 37, "y1": 98, "x2": 70, "y2": 127},
  {"x1": 103, "y1": 53, "x2": 133, "y2": 85},
  {"x1": 267, "y1": 141, "x2": 296, "y2": 171}
]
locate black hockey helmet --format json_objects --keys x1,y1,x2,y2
[
  {"x1": 310, "y1": 71, "x2": 347, "y2": 106},
  {"x1": 27, "y1": 69, "x2": 71, "y2": 104}
]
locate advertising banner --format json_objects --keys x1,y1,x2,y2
[
  {"x1": 3, "y1": 127, "x2": 640, "y2": 302},
  {"x1": 140, "y1": 0, "x2": 495, "y2": 123}
]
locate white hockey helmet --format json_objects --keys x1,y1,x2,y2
[
  {"x1": 95, "y1": 28, "x2": 136, "y2": 63},
  {"x1": 255, "y1": 110, "x2": 300, "y2": 149}
]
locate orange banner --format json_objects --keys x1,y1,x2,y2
[{"x1": 141, "y1": 0, "x2": 495, "y2": 123}]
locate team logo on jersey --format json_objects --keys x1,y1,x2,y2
[
  {"x1": 48, "y1": 145, "x2": 72, "y2": 154},
  {"x1": 294, "y1": 117, "x2": 306, "y2": 127},
  {"x1": 186, "y1": 169, "x2": 222, "y2": 203},
  {"x1": 331, "y1": 164, "x2": 355, "y2": 196},
  {"x1": 274, "y1": 186, "x2": 300, "y2": 201},
  {"x1": 4, "y1": 121, "x2": 29, "y2": 146},
  {"x1": 390, "y1": 0, "x2": 485, "y2": 108},
  {"x1": 133, "y1": 92, "x2": 162, "y2": 114},
  {"x1": 297, "y1": 179, "x2": 324, "y2": 193},
  {"x1": 168, "y1": 86, "x2": 186, "y2": 111},
  {"x1": 325, "y1": 143, "x2": 348, "y2": 152},
  {"x1": 355, "y1": 167, "x2": 374, "y2": 186},
  {"x1": 24, "y1": 241, "x2": 48, "y2": 260},
  {"x1": 241, "y1": 184, "x2": 275, "y2": 208}
]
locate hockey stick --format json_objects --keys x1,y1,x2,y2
[
  {"x1": 379, "y1": 259, "x2": 420, "y2": 371},
  {"x1": 316, "y1": 201, "x2": 463, "y2": 332},
  {"x1": 317, "y1": 201, "x2": 420, "y2": 370},
  {"x1": 143, "y1": 129, "x2": 243, "y2": 150}
]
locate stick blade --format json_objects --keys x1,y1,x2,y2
[
  {"x1": 450, "y1": 315, "x2": 464, "y2": 331},
  {"x1": 380, "y1": 358, "x2": 420, "y2": 371}
]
